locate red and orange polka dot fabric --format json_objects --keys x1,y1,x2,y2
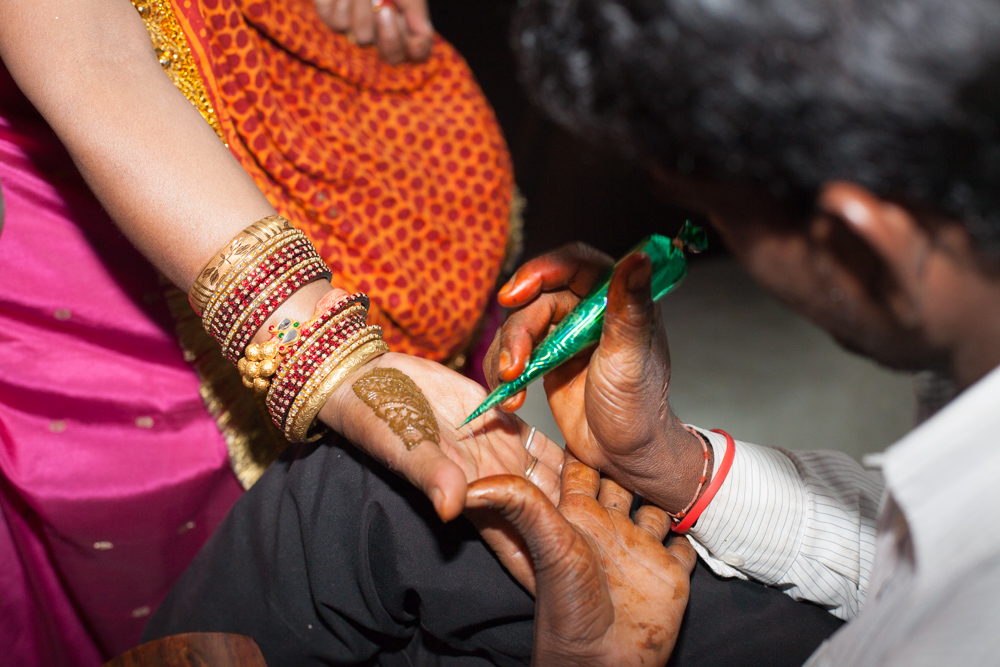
[{"x1": 173, "y1": 0, "x2": 513, "y2": 360}]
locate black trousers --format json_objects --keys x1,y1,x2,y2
[{"x1": 145, "y1": 437, "x2": 843, "y2": 666}]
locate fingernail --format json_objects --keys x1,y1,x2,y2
[
  {"x1": 627, "y1": 254, "x2": 652, "y2": 292},
  {"x1": 430, "y1": 487, "x2": 445, "y2": 515},
  {"x1": 498, "y1": 349, "x2": 511, "y2": 373}
]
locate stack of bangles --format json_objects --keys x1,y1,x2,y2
[{"x1": 189, "y1": 214, "x2": 390, "y2": 442}]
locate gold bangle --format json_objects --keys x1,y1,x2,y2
[
  {"x1": 201, "y1": 229, "x2": 301, "y2": 331},
  {"x1": 282, "y1": 327, "x2": 383, "y2": 432},
  {"x1": 202, "y1": 229, "x2": 303, "y2": 333},
  {"x1": 287, "y1": 338, "x2": 390, "y2": 442},
  {"x1": 189, "y1": 215, "x2": 292, "y2": 316}
]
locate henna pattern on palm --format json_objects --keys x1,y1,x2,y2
[{"x1": 352, "y1": 367, "x2": 440, "y2": 450}]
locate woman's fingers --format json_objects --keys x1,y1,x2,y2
[
  {"x1": 314, "y1": 0, "x2": 340, "y2": 28},
  {"x1": 351, "y1": 0, "x2": 377, "y2": 45},
  {"x1": 559, "y1": 458, "x2": 601, "y2": 503},
  {"x1": 524, "y1": 424, "x2": 566, "y2": 478},
  {"x1": 498, "y1": 242, "x2": 614, "y2": 308},
  {"x1": 634, "y1": 504, "x2": 672, "y2": 542},
  {"x1": 327, "y1": 0, "x2": 353, "y2": 32},
  {"x1": 395, "y1": 0, "x2": 434, "y2": 61},
  {"x1": 374, "y1": 6, "x2": 406, "y2": 64}
]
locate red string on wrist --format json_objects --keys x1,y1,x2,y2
[
  {"x1": 667, "y1": 424, "x2": 712, "y2": 521},
  {"x1": 672, "y1": 429, "x2": 736, "y2": 534}
]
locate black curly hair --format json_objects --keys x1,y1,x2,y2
[{"x1": 514, "y1": 0, "x2": 1000, "y2": 253}]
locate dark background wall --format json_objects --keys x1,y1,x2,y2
[{"x1": 429, "y1": 0, "x2": 714, "y2": 261}]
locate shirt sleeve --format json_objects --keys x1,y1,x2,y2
[{"x1": 684, "y1": 428, "x2": 884, "y2": 621}]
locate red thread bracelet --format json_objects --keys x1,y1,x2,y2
[{"x1": 672, "y1": 429, "x2": 736, "y2": 534}]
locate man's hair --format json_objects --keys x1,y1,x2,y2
[{"x1": 514, "y1": 0, "x2": 1000, "y2": 253}]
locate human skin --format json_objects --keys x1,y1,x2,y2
[
  {"x1": 485, "y1": 173, "x2": 1000, "y2": 511},
  {"x1": 313, "y1": 0, "x2": 434, "y2": 64},
  {"x1": 467, "y1": 459, "x2": 697, "y2": 667},
  {"x1": 0, "y1": 0, "x2": 562, "y2": 525}
]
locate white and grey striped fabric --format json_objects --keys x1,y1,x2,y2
[
  {"x1": 687, "y1": 430, "x2": 882, "y2": 621},
  {"x1": 683, "y1": 362, "x2": 1000, "y2": 665}
]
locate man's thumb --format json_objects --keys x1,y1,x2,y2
[{"x1": 601, "y1": 252, "x2": 655, "y2": 357}]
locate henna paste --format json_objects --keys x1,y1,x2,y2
[{"x1": 352, "y1": 367, "x2": 440, "y2": 450}]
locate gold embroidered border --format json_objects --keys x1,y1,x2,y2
[
  {"x1": 165, "y1": 285, "x2": 289, "y2": 489},
  {"x1": 131, "y1": 0, "x2": 226, "y2": 143}
]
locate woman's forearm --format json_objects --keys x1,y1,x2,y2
[{"x1": 0, "y1": 0, "x2": 274, "y2": 290}]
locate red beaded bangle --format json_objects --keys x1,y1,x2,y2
[
  {"x1": 221, "y1": 256, "x2": 330, "y2": 362},
  {"x1": 202, "y1": 230, "x2": 301, "y2": 332},
  {"x1": 237, "y1": 293, "x2": 370, "y2": 395},
  {"x1": 265, "y1": 304, "x2": 369, "y2": 425},
  {"x1": 672, "y1": 430, "x2": 736, "y2": 534},
  {"x1": 666, "y1": 424, "x2": 712, "y2": 522},
  {"x1": 200, "y1": 228, "x2": 332, "y2": 362}
]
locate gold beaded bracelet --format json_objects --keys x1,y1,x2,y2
[{"x1": 240, "y1": 301, "x2": 367, "y2": 395}]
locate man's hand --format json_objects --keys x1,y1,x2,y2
[
  {"x1": 322, "y1": 352, "x2": 563, "y2": 522},
  {"x1": 314, "y1": 0, "x2": 434, "y2": 64},
  {"x1": 467, "y1": 459, "x2": 697, "y2": 667},
  {"x1": 484, "y1": 243, "x2": 709, "y2": 514}
]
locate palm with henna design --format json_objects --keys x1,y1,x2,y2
[
  {"x1": 324, "y1": 352, "x2": 565, "y2": 520},
  {"x1": 484, "y1": 243, "x2": 709, "y2": 514},
  {"x1": 467, "y1": 458, "x2": 697, "y2": 667}
]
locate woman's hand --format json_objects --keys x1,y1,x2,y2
[
  {"x1": 322, "y1": 352, "x2": 563, "y2": 519},
  {"x1": 314, "y1": 0, "x2": 434, "y2": 64},
  {"x1": 466, "y1": 459, "x2": 697, "y2": 667},
  {"x1": 484, "y1": 243, "x2": 708, "y2": 514}
]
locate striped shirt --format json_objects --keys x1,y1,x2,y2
[{"x1": 686, "y1": 363, "x2": 1000, "y2": 665}]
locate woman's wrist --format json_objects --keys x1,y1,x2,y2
[
  {"x1": 317, "y1": 351, "x2": 397, "y2": 434},
  {"x1": 190, "y1": 214, "x2": 386, "y2": 440},
  {"x1": 248, "y1": 280, "x2": 348, "y2": 346}
]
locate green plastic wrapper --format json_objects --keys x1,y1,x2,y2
[{"x1": 461, "y1": 221, "x2": 707, "y2": 427}]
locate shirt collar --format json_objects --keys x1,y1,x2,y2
[{"x1": 881, "y1": 363, "x2": 1000, "y2": 592}]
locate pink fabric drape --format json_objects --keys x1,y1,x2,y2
[{"x1": 0, "y1": 68, "x2": 243, "y2": 665}]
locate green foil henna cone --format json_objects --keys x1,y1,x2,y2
[{"x1": 461, "y1": 221, "x2": 707, "y2": 427}]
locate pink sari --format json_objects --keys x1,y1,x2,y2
[{"x1": 0, "y1": 68, "x2": 244, "y2": 665}]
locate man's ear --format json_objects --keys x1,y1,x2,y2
[{"x1": 817, "y1": 181, "x2": 931, "y2": 324}]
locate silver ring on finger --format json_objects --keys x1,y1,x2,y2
[
  {"x1": 523, "y1": 426, "x2": 537, "y2": 453},
  {"x1": 525, "y1": 455, "x2": 539, "y2": 478}
]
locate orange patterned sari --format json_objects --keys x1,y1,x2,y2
[{"x1": 136, "y1": 0, "x2": 515, "y2": 360}]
